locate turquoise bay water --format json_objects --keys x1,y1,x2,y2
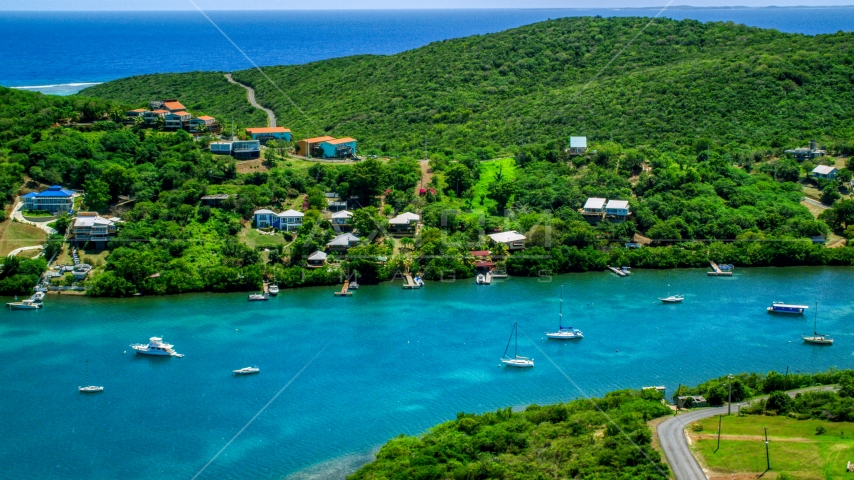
[{"x1": 0, "y1": 267, "x2": 852, "y2": 479}]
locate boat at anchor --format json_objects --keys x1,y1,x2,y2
[
  {"x1": 545, "y1": 286, "x2": 583, "y2": 340},
  {"x1": 501, "y1": 322, "x2": 534, "y2": 368},
  {"x1": 130, "y1": 337, "x2": 184, "y2": 357}
]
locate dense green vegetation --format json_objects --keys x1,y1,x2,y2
[
  {"x1": 349, "y1": 388, "x2": 671, "y2": 479},
  {"x1": 81, "y1": 72, "x2": 268, "y2": 128}
]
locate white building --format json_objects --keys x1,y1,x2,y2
[
  {"x1": 605, "y1": 199, "x2": 630, "y2": 219},
  {"x1": 487, "y1": 231, "x2": 526, "y2": 251},
  {"x1": 331, "y1": 210, "x2": 353, "y2": 232},
  {"x1": 71, "y1": 212, "x2": 118, "y2": 248},
  {"x1": 253, "y1": 209, "x2": 276, "y2": 228},
  {"x1": 388, "y1": 212, "x2": 420, "y2": 235},
  {"x1": 569, "y1": 136, "x2": 588, "y2": 155},
  {"x1": 327, "y1": 233, "x2": 360, "y2": 252},
  {"x1": 811, "y1": 165, "x2": 838, "y2": 180},
  {"x1": 582, "y1": 197, "x2": 606, "y2": 214},
  {"x1": 277, "y1": 209, "x2": 304, "y2": 232}
]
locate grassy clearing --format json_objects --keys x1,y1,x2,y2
[
  {"x1": 240, "y1": 226, "x2": 287, "y2": 249},
  {"x1": 471, "y1": 157, "x2": 517, "y2": 212},
  {"x1": 0, "y1": 221, "x2": 47, "y2": 256},
  {"x1": 693, "y1": 414, "x2": 854, "y2": 479}
]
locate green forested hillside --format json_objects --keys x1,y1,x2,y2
[{"x1": 81, "y1": 72, "x2": 267, "y2": 128}]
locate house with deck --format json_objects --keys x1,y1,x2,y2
[
  {"x1": 22, "y1": 185, "x2": 75, "y2": 213},
  {"x1": 605, "y1": 199, "x2": 630, "y2": 222},
  {"x1": 331, "y1": 210, "x2": 353, "y2": 232},
  {"x1": 327, "y1": 233, "x2": 360, "y2": 252},
  {"x1": 164, "y1": 111, "x2": 192, "y2": 130},
  {"x1": 296, "y1": 136, "x2": 335, "y2": 157},
  {"x1": 785, "y1": 140, "x2": 826, "y2": 161},
  {"x1": 246, "y1": 127, "x2": 292, "y2": 144},
  {"x1": 71, "y1": 212, "x2": 118, "y2": 249},
  {"x1": 210, "y1": 140, "x2": 261, "y2": 160},
  {"x1": 488, "y1": 231, "x2": 526, "y2": 251},
  {"x1": 276, "y1": 209, "x2": 304, "y2": 231},
  {"x1": 388, "y1": 212, "x2": 419, "y2": 236},
  {"x1": 307, "y1": 251, "x2": 328, "y2": 268},
  {"x1": 811, "y1": 165, "x2": 838, "y2": 180},
  {"x1": 253, "y1": 209, "x2": 276, "y2": 228},
  {"x1": 143, "y1": 109, "x2": 169, "y2": 125},
  {"x1": 319, "y1": 137, "x2": 357, "y2": 159},
  {"x1": 189, "y1": 116, "x2": 216, "y2": 133}
]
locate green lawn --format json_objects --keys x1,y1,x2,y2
[
  {"x1": 693, "y1": 415, "x2": 854, "y2": 479},
  {"x1": 240, "y1": 227, "x2": 287, "y2": 249},
  {"x1": 0, "y1": 221, "x2": 47, "y2": 256},
  {"x1": 471, "y1": 157, "x2": 517, "y2": 213}
]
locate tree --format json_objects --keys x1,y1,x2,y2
[
  {"x1": 351, "y1": 206, "x2": 387, "y2": 238},
  {"x1": 821, "y1": 184, "x2": 841, "y2": 205},
  {"x1": 53, "y1": 213, "x2": 71, "y2": 234},
  {"x1": 44, "y1": 234, "x2": 63, "y2": 260},
  {"x1": 83, "y1": 178, "x2": 111, "y2": 211},
  {"x1": 108, "y1": 106, "x2": 124, "y2": 123},
  {"x1": 306, "y1": 187, "x2": 327, "y2": 210},
  {"x1": 444, "y1": 163, "x2": 474, "y2": 196}
]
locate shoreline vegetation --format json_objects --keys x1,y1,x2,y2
[
  {"x1": 0, "y1": 17, "x2": 852, "y2": 296},
  {"x1": 347, "y1": 369, "x2": 854, "y2": 479}
]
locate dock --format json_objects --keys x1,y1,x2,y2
[
  {"x1": 607, "y1": 266, "x2": 628, "y2": 277},
  {"x1": 334, "y1": 280, "x2": 353, "y2": 296},
  {"x1": 403, "y1": 274, "x2": 421, "y2": 289},
  {"x1": 707, "y1": 261, "x2": 733, "y2": 277}
]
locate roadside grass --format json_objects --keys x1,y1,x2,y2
[
  {"x1": 471, "y1": 157, "x2": 517, "y2": 212},
  {"x1": 692, "y1": 414, "x2": 854, "y2": 479},
  {"x1": 0, "y1": 221, "x2": 47, "y2": 256}
]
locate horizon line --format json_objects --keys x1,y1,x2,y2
[{"x1": 4, "y1": 5, "x2": 854, "y2": 11}]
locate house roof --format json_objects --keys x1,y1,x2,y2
[
  {"x1": 323, "y1": 137, "x2": 357, "y2": 145},
  {"x1": 331, "y1": 210, "x2": 353, "y2": 219},
  {"x1": 254, "y1": 209, "x2": 275, "y2": 215},
  {"x1": 584, "y1": 197, "x2": 607, "y2": 210},
  {"x1": 389, "y1": 212, "x2": 420, "y2": 224},
  {"x1": 128, "y1": 108, "x2": 148, "y2": 113},
  {"x1": 308, "y1": 250, "x2": 328, "y2": 261},
  {"x1": 150, "y1": 109, "x2": 169, "y2": 114},
  {"x1": 163, "y1": 101, "x2": 186, "y2": 111},
  {"x1": 812, "y1": 165, "x2": 837, "y2": 175},
  {"x1": 470, "y1": 250, "x2": 490, "y2": 257},
  {"x1": 327, "y1": 233, "x2": 359, "y2": 247},
  {"x1": 196, "y1": 115, "x2": 215, "y2": 121},
  {"x1": 246, "y1": 127, "x2": 291, "y2": 134},
  {"x1": 570, "y1": 136, "x2": 587, "y2": 148},
  {"x1": 488, "y1": 231, "x2": 526, "y2": 243},
  {"x1": 301, "y1": 136, "x2": 335, "y2": 144},
  {"x1": 171, "y1": 111, "x2": 190, "y2": 116},
  {"x1": 74, "y1": 214, "x2": 114, "y2": 228},
  {"x1": 278, "y1": 209, "x2": 304, "y2": 218},
  {"x1": 201, "y1": 194, "x2": 230, "y2": 200},
  {"x1": 32, "y1": 185, "x2": 74, "y2": 198},
  {"x1": 606, "y1": 199, "x2": 629, "y2": 210},
  {"x1": 475, "y1": 261, "x2": 495, "y2": 268}
]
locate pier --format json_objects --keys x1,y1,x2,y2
[
  {"x1": 334, "y1": 280, "x2": 353, "y2": 296},
  {"x1": 707, "y1": 261, "x2": 733, "y2": 277},
  {"x1": 403, "y1": 273, "x2": 422, "y2": 289},
  {"x1": 607, "y1": 266, "x2": 628, "y2": 277}
]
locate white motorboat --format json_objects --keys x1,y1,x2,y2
[
  {"x1": 545, "y1": 286, "x2": 583, "y2": 340},
  {"x1": 78, "y1": 360, "x2": 103, "y2": 393},
  {"x1": 248, "y1": 293, "x2": 269, "y2": 301},
  {"x1": 803, "y1": 302, "x2": 833, "y2": 345},
  {"x1": 501, "y1": 322, "x2": 534, "y2": 368},
  {"x1": 7, "y1": 291, "x2": 45, "y2": 309},
  {"x1": 233, "y1": 366, "x2": 260, "y2": 375},
  {"x1": 476, "y1": 274, "x2": 485, "y2": 284},
  {"x1": 267, "y1": 284, "x2": 279, "y2": 295},
  {"x1": 659, "y1": 295, "x2": 684, "y2": 303},
  {"x1": 130, "y1": 337, "x2": 184, "y2": 357}
]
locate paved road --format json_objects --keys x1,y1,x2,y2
[
  {"x1": 11, "y1": 201, "x2": 57, "y2": 235},
  {"x1": 224, "y1": 73, "x2": 276, "y2": 127},
  {"x1": 803, "y1": 197, "x2": 830, "y2": 209},
  {"x1": 658, "y1": 386, "x2": 835, "y2": 480},
  {"x1": 8, "y1": 245, "x2": 43, "y2": 257}
]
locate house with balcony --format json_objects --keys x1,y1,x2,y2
[
  {"x1": 331, "y1": 210, "x2": 353, "y2": 232},
  {"x1": 388, "y1": 212, "x2": 419, "y2": 236},
  {"x1": 253, "y1": 209, "x2": 276, "y2": 228},
  {"x1": 189, "y1": 116, "x2": 216, "y2": 133},
  {"x1": 307, "y1": 250, "x2": 328, "y2": 268},
  {"x1": 605, "y1": 199, "x2": 631, "y2": 222},
  {"x1": 579, "y1": 197, "x2": 606, "y2": 223},
  {"x1": 164, "y1": 111, "x2": 191, "y2": 130},
  {"x1": 245, "y1": 127, "x2": 292, "y2": 144},
  {"x1": 276, "y1": 209, "x2": 304, "y2": 231},
  {"x1": 22, "y1": 185, "x2": 75, "y2": 213},
  {"x1": 487, "y1": 231, "x2": 526, "y2": 251},
  {"x1": 143, "y1": 109, "x2": 169, "y2": 125},
  {"x1": 125, "y1": 108, "x2": 148, "y2": 123},
  {"x1": 149, "y1": 99, "x2": 186, "y2": 113},
  {"x1": 327, "y1": 233, "x2": 360, "y2": 253},
  {"x1": 71, "y1": 212, "x2": 118, "y2": 249},
  {"x1": 319, "y1": 137, "x2": 357, "y2": 159},
  {"x1": 295, "y1": 136, "x2": 335, "y2": 157},
  {"x1": 210, "y1": 140, "x2": 260, "y2": 160}
]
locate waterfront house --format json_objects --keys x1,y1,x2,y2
[
  {"x1": 22, "y1": 185, "x2": 75, "y2": 213},
  {"x1": 296, "y1": 136, "x2": 335, "y2": 157},
  {"x1": 487, "y1": 231, "x2": 526, "y2": 251},
  {"x1": 307, "y1": 250, "x2": 328, "y2": 268},
  {"x1": 605, "y1": 199, "x2": 630, "y2": 222},
  {"x1": 388, "y1": 212, "x2": 419, "y2": 236},
  {"x1": 209, "y1": 140, "x2": 260, "y2": 160},
  {"x1": 245, "y1": 127, "x2": 292, "y2": 144},
  {"x1": 327, "y1": 233, "x2": 360, "y2": 253},
  {"x1": 331, "y1": 210, "x2": 353, "y2": 232},
  {"x1": 319, "y1": 137, "x2": 357, "y2": 159},
  {"x1": 568, "y1": 136, "x2": 587, "y2": 156},
  {"x1": 253, "y1": 209, "x2": 276, "y2": 228},
  {"x1": 200, "y1": 194, "x2": 230, "y2": 207},
  {"x1": 276, "y1": 209, "x2": 304, "y2": 231},
  {"x1": 811, "y1": 165, "x2": 838, "y2": 179},
  {"x1": 71, "y1": 212, "x2": 117, "y2": 249},
  {"x1": 164, "y1": 111, "x2": 192, "y2": 130},
  {"x1": 785, "y1": 140, "x2": 826, "y2": 161}
]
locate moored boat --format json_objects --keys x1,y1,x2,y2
[
  {"x1": 130, "y1": 337, "x2": 183, "y2": 357},
  {"x1": 803, "y1": 302, "x2": 833, "y2": 345},
  {"x1": 501, "y1": 322, "x2": 534, "y2": 368},
  {"x1": 545, "y1": 286, "x2": 583, "y2": 340},
  {"x1": 7, "y1": 291, "x2": 45, "y2": 309},
  {"x1": 476, "y1": 274, "x2": 485, "y2": 284},
  {"x1": 233, "y1": 366, "x2": 260, "y2": 375},
  {"x1": 659, "y1": 295, "x2": 684, "y2": 303},
  {"x1": 78, "y1": 360, "x2": 103, "y2": 393},
  {"x1": 767, "y1": 302, "x2": 808, "y2": 314},
  {"x1": 268, "y1": 284, "x2": 279, "y2": 295},
  {"x1": 248, "y1": 293, "x2": 269, "y2": 301}
]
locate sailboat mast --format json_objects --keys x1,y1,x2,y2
[
  {"x1": 503, "y1": 324, "x2": 513, "y2": 358},
  {"x1": 814, "y1": 301, "x2": 818, "y2": 335},
  {"x1": 559, "y1": 285, "x2": 564, "y2": 328},
  {"x1": 514, "y1": 323, "x2": 518, "y2": 357}
]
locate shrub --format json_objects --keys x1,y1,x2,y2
[
  {"x1": 816, "y1": 425, "x2": 827, "y2": 435},
  {"x1": 691, "y1": 422, "x2": 703, "y2": 432}
]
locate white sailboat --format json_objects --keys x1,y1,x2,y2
[
  {"x1": 232, "y1": 366, "x2": 260, "y2": 375},
  {"x1": 803, "y1": 301, "x2": 833, "y2": 345},
  {"x1": 501, "y1": 322, "x2": 534, "y2": 368},
  {"x1": 545, "y1": 286, "x2": 583, "y2": 339},
  {"x1": 78, "y1": 359, "x2": 104, "y2": 393}
]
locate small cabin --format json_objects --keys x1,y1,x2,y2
[
  {"x1": 307, "y1": 250, "x2": 328, "y2": 268},
  {"x1": 200, "y1": 194, "x2": 230, "y2": 207},
  {"x1": 331, "y1": 210, "x2": 353, "y2": 232},
  {"x1": 327, "y1": 233, "x2": 360, "y2": 252},
  {"x1": 677, "y1": 395, "x2": 708, "y2": 409},
  {"x1": 568, "y1": 136, "x2": 587, "y2": 156},
  {"x1": 487, "y1": 231, "x2": 526, "y2": 251},
  {"x1": 811, "y1": 165, "x2": 838, "y2": 180},
  {"x1": 388, "y1": 212, "x2": 419, "y2": 236}
]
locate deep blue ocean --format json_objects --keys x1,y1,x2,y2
[
  {"x1": 1, "y1": 268, "x2": 853, "y2": 479},
  {"x1": 2, "y1": 7, "x2": 854, "y2": 95}
]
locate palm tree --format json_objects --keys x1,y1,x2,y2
[
  {"x1": 109, "y1": 106, "x2": 124, "y2": 123},
  {"x1": 154, "y1": 115, "x2": 165, "y2": 131}
]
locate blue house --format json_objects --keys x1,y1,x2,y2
[
  {"x1": 253, "y1": 208, "x2": 304, "y2": 231},
  {"x1": 319, "y1": 137, "x2": 357, "y2": 159},
  {"x1": 22, "y1": 185, "x2": 75, "y2": 213},
  {"x1": 245, "y1": 127, "x2": 292, "y2": 144}
]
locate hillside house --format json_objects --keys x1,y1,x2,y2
[
  {"x1": 488, "y1": 231, "x2": 526, "y2": 251},
  {"x1": 307, "y1": 250, "x2": 328, "y2": 268},
  {"x1": 22, "y1": 185, "x2": 75, "y2": 213},
  {"x1": 811, "y1": 165, "x2": 838, "y2": 179},
  {"x1": 143, "y1": 109, "x2": 169, "y2": 125},
  {"x1": 296, "y1": 136, "x2": 335, "y2": 157},
  {"x1": 253, "y1": 209, "x2": 276, "y2": 228},
  {"x1": 253, "y1": 208, "x2": 303, "y2": 231},
  {"x1": 200, "y1": 194, "x2": 230, "y2": 207},
  {"x1": 148, "y1": 99, "x2": 187, "y2": 112},
  {"x1": 125, "y1": 108, "x2": 148, "y2": 122},
  {"x1": 210, "y1": 140, "x2": 260, "y2": 160},
  {"x1": 72, "y1": 212, "x2": 118, "y2": 249},
  {"x1": 189, "y1": 116, "x2": 216, "y2": 133},
  {"x1": 164, "y1": 111, "x2": 191, "y2": 130},
  {"x1": 327, "y1": 233, "x2": 360, "y2": 252},
  {"x1": 388, "y1": 212, "x2": 419, "y2": 236},
  {"x1": 568, "y1": 136, "x2": 587, "y2": 156},
  {"x1": 785, "y1": 140, "x2": 826, "y2": 161},
  {"x1": 246, "y1": 127, "x2": 292, "y2": 144},
  {"x1": 605, "y1": 199, "x2": 630, "y2": 222},
  {"x1": 331, "y1": 210, "x2": 353, "y2": 232},
  {"x1": 580, "y1": 197, "x2": 606, "y2": 222},
  {"x1": 319, "y1": 137, "x2": 357, "y2": 159}
]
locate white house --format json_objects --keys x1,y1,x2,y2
[
  {"x1": 605, "y1": 199, "x2": 630, "y2": 221},
  {"x1": 331, "y1": 210, "x2": 353, "y2": 232},
  {"x1": 276, "y1": 209, "x2": 304, "y2": 231},
  {"x1": 582, "y1": 197, "x2": 606, "y2": 214},
  {"x1": 254, "y1": 209, "x2": 276, "y2": 228},
  {"x1": 487, "y1": 230, "x2": 526, "y2": 251},
  {"x1": 327, "y1": 233, "x2": 360, "y2": 252},
  {"x1": 307, "y1": 250, "x2": 328, "y2": 268},
  {"x1": 71, "y1": 212, "x2": 118, "y2": 248},
  {"x1": 811, "y1": 165, "x2": 838, "y2": 179},
  {"x1": 388, "y1": 212, "x2": 420, "y2": 235},
  {"x1": 569, "y1": 136, "x2": 588, "y2": 155}
]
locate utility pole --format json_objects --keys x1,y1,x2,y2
[
  {"x1": 785, "y1": 366, "x2": 789, "y2": 390},
  {"x1": 727, "y1": 374, "x2": 733, "y2": 415},
  {"x1": 716, "y1": 415, "x2": 722, "y2": 452},
  {"x1": 764, "y1": 427, "x2": 771, "y2": 471}
]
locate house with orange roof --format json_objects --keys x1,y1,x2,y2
[
  {"x1": 142, "y1": 109, "x2": 169, "y2": 125},
  {"x1": 319, "y1": 137, "x2": 357, "y2": 159},
  {"x1": 296, "y1": 136, "x2": 335, "y2": 157},
  {"x1": 245, "y1": 126, "x2": 292, "y2": 143},
  {"x1": 164, "y1": 111, "x2": 192, "y2": 129},
  {"x1": 189, "y1": 115, "x2": 216, "y2": 133}
]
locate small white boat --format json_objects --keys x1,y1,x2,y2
[
  {"x1": 130, "y1": 337, "x2": 184, "y2": 357},
  {"x1": 476, "y1": 274, "x2": 485, "y2": 284},
  {"x1": 7, "y1": 291, "x2": 45, "y2": 309},
  {"x1": 659, "y1": 295, "x2": 684, "y2": 303},
  {"x1": 233, "y1": 366, "x2": 260, "y2": 375},
  {"x1": 78, "y1": 385, "x2": 104, "y2": 393},
  {"x1": 248, "y1": 293, "x2": 269, "y2": 301},
  {"x1": 414, "y1": 276, "x2": 424, "y2": 286},
  {"x1": 545, "y1": 286, "x2": 583, "y2": 339},
  {"x1": 501, "y1": 322, "x2": 534, "y2": 368},
  {"x1": 767, "y1": 302, "x2": 808, "y2": 314},
  {"x1": 267, "y1": 284, "x2": 279, "y2": 295},
  {"x1": 803, "y1": 302, "x2": 833, "y2": 345}
]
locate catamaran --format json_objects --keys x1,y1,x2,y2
[
  {"x1": 803, "y1": 302, "x2": 833, "y2": 345},
  {"x1": 501, "y1": 322, "x2": 534, "y2": 368},
  {"x1": 767, "y1": 302, "x2": 808, "y2": 314},
  {"x1": 545, "y1": 286, "x2": 583, "y2": 340}
]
